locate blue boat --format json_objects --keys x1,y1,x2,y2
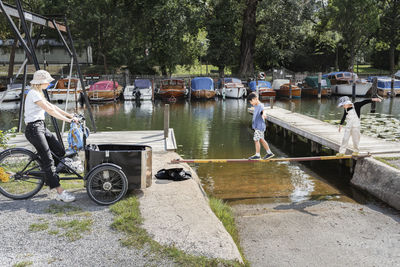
[
  {"x1": 190, "y1": 77, "x2": 215, "y2": 99},
  {"x1": 248, "y1": 80, "x2": 275, "y2": 99},
  {"x1": 369, "y1": 76, "x2": 400, "y2": 97}
]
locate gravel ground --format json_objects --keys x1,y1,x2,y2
[
  {"x1": 234, "y1": 200, "x2": 400, "y2": 267},
  {"x1": 0, "y1": 189, "x2": 174, "y2": 267}
]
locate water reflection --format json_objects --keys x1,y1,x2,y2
[{"x1": 1, "y1": 97, "x2": 397, "y2": 205}]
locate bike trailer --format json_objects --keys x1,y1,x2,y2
[{"x1": 85, "y1": 144, "x2": 152, "y2": 189}]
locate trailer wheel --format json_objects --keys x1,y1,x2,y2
[{"x1": 86, "y1": 164, "x2": 128, "y2": 205}]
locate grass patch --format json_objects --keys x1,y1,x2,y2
[
  {"x1": 209, "y1": 197, "x2": 249, "y2": 266},
  {"x1": 48, "y1": 230, "x2": 59, "y2": 235},
  {"x1": 45, "y1": 203, "x2": 84, "y2": 216},
  {"x1": 55, "y1": 219, "x2": 93, "y2": 241},
  {"x1": 13, "y1": 261, "x2": 33, "y2": 267},
  {"x1": 110, "y1": 195, "x2": 244, "y2": 266},
  {"x1": 375, "y1": 157, "x2": 400, "y2": 170},
  {"x1": 355, "y1": 64, "x2": 391, "y2": 75},
  {"x1": 29, "y1": 222, "x2": 49, "y2": 232}
]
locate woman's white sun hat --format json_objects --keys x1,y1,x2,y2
[
  {"x1": 30, "y1": 70, "x2": 55, "y2": 85},
  {"x1": 337, "y1": 96, "x2": 353, "y2": 107}
]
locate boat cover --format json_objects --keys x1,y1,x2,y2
[
  {"x1": 134, "y1": 79, "x2": 151, "y2": 89},
  {"x1": 304, "y1": 76, "x2": 331, "y2": 89},
  {"x1": 377, "y1": 78, "x2": 400, "y2": 89},
  {"x1": 191, "y1": 77, "x2": 214, "y2": 91},
  {"x1": 249, "y1": 81, "x2": 271, "y2": 91},
  {"x1": 89, "y1": 80, "x2": 119, "y2": 91}
]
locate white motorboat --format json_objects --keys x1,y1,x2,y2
[
  {"x1": 124, "y1": 79, "x2": 153, "y2": 101},
  {"x1": 217, "y1": 78, "x2": 246, "y2": 99},
  {"x1": 0, "y1": 84, "x2": 30, "y2": 102},
  {"x1": 324, "y1": 71, "x2": 372, "y2": 96},
  {"x1": 47, "y1": 78, "x2": 82, "y2": 103}
]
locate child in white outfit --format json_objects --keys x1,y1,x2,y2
[{"x1": 336, "y1": 96, "x2": 381, "y2": 156}]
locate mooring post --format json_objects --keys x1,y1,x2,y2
[
  {"x1": 318, "y1": 72, "x2": 322, "y2": 99},
  {"x1": 352, "y1": 79, "x2": 356, "y2": 102},
  {"x1": 391, "y1": 74, "x2": 395, "y2": 98},
  {"x1": 371, "y1": 77, "x2": 378, "y2": 113},
  {"x1": 151, "y1": 78, "x2": 155, "y2": 102},
  {"x1": 188, "y1": 78, "x2": 192, "y2": 101},
  {"x1": 289, "y1": 78, "x2": 292, "y2": 99},
  {"x1": 270, "y1": 97, "x2": 274, "y2": 109},
  {"x1": 164, "y1": 104, "x2": 170, "y2": 138}
]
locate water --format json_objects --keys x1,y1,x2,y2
[{"x1": 1, "y1": 97, "x2": 399, "y2": 205}]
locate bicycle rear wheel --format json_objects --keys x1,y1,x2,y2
[{"x1": 0, "y1": 148, "x2": 44, "y2": 200}]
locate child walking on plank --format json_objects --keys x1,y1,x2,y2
[{"x1": 247, "y1": 92, "x2": 274, "y2": 160}]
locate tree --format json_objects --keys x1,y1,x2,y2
[
  {"x1": 254, "y1": 0, "x2": 316, "y2": 71},
  {"x1": 378, "y1": 0, "x2": 400, "y2": 73},
  {"x1": 320, "y1": 0, "x2": 379, "y2": 70},
  {"x1": 206, "y1": 0, "x2": 241, "y2": 76}
]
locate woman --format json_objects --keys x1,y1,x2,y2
[{"x1": 24, "y1": 70, "x2": 78, "y2": 202}]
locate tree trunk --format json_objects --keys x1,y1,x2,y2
[
  {"x1": 348, "y1": 45, "x2": 355, "y2": 72},
  {"x1": 218, "y1": 65, "x2": 225, "y2": 77},
  {"x1": 238, "y1": 0, "x2": 258, "y2": 77},
  {"x1": 389, "y1": 44, "x2": 395, "y2": 74}
]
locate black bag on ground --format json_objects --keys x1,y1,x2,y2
[{"x1": 155, "y1": 168, "x2": 192, "y2": 181}]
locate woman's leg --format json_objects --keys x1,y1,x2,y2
[
  {"x1": 25, "y1": 122, "x2": 61, "y2": 189},
  {"x1": 44, "y1": 127, "x2": 65, "y2": 158}
]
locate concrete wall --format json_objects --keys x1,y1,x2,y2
[{"x1": 352, "y1": 157, "x2": 400, "y2": 210}]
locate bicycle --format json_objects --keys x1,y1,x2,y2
[{"x1": 0, "y1": 115, "x2": 130, "y2": 205}]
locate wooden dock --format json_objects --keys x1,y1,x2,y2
[
  {"x1": 6, "y1": 129, "x2": 177, "y2": 152},
  {"x1": 261, "y1": 107, "x2": 400, "y2": 155}
]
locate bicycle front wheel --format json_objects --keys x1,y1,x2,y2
[{"x1": 0, "y1": 148, "x2": 45, "y2": 200}]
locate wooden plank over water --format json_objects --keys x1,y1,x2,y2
[
  {"x1": 5, "y1": 129, "x2": 177, "y2": 152},
  {"x1": 261, "y1": 107, "x2": 400, "y2": 155}
]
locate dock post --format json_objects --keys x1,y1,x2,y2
[
  {"x1": 291, "y1": 132, "x2": 296, "y2": 143},
  {"x1": 391, "y1": 74, "x2": 395, "y2": 98},
  {"x1": 270, "y1": 97, "x2": 274, "y2": 109},
  {"x1": 151, "y1": 79, "x2": 155, "y2": 102},
  {"x1": 289, "y1": 79, "x2": 292, "y2": 99},
  {"x1": 188, "y1": 79, "x2": 192, "y2": 101},
  {"x1": 352, "y1": 82, "x2": 356, "y2": 102},
  {"x1": 371, "y1": 77, "x2": 378, "y2": 113},
  {"x1": 318, "y1": 72, "x2": 322, "y2": 99},
  {"x1": 164, "y1": 104, "x2": 170, "y2": 138}
]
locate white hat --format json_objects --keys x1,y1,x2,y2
[
  {"x1": 337, "y1": 96, "x2": 353, "y2": 107},
  {"x1": 30, "y1": 70, "x2": 54, "y2": 85}
]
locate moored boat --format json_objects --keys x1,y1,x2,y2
[
  {"x1": 272, "y1": 79, "x2": 301, "y2": 98},
  {"x1": 87, "y1": 80, "x2": 123, "y2": 102},
  {"x1": 217, "y1": 78, "x2": 246, "y2": 99},
  {"x1": 373, "y1": 77, "x2": 400, "y2": 97},
  {"x1": 124, "y1": 79, "x2": 153, "y2": 100},
  {"x1": 323, "y1": 71, "x2": 372, "y2": 96},
  {"x1": 249, "y1": 80, "x2": 276, "y2": 100},
  {"x1": 158, "y1": 79, "x2": 186, "y2": 100},
  {"x1": 48, "y1": 78, "x2": 82, "y2": 103},
  {"x1": 0, "y1": 84, "x2": 31, "y2": 102},
  {"x1": 190, "y1": 77, "x2": 215, "y2": 99},
  {"x1": 301, "y1": 76, "x2": 332, "y2": 97}
]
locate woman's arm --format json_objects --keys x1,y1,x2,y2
[
  {"x1": 35, "y1": 100, "x2": 74, "y2": 123},
  {"x1": 51, "y1": 103, "x2": 73, "y2": 119}
]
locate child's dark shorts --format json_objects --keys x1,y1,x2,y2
[{"x1": 253, "y1": 129, "x2": 265, "y2": 141}]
